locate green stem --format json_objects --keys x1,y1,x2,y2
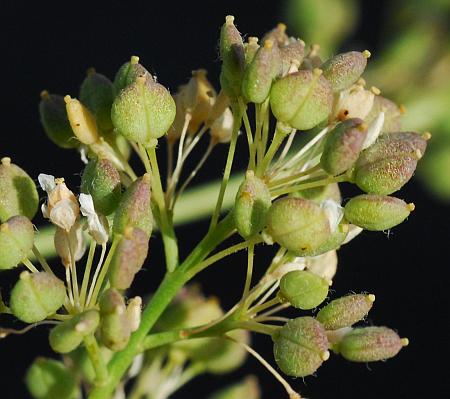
[
  {"x1": 248, "y1": 296, "x2": 281, "y2": 315},
  {"x1": 257, "y1": 125, "x2": 286, "y2": 177},
  {"x1": 88, "y1": 214, "x2": 235, "y2": 399},
  {"x1": 22, "y1": 258, "x2": 39, "y2": 273},
  {"x1": 239, "y1": 98, "x2": 255, "y2": 171},
  {"x1": 271, "y1": 175, "x2": 348, "y2": 197},
  {"x1": 242, "y1": 242, "x2": 254, "y2": 300},
  {"x1": 147, "y1": 146, "x2": 179, "y2": 272},
  {"x1": 84, "y1": 334, "x2": 108, "y2": 386},
  {"x1": 268, "y1": 164, "x2": 322, "y2": 188},
  {"x1": 80, "y1": 240, "x2": 96, "y2": 308},
  {"x1": 32, "y1": 245, "x2": 55, "y2": 276}
]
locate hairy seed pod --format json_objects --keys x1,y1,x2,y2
[
  {"x1": 262, "y1": 23, "x2": 289, "y2": 46},
  {"x1": 10, "y1": 271, "x2": 66, "y2": 323},
  {"x1": 111, "y1": 77, "x2": 176, "y2": 145},
  {"x1": 344, "y1": 194, "x2": 413, "y2": 231},
  {"x1": 337, "y1": 326, "x2": 408, "y2": 362},
  {"x1": 273, "y1": 317, "x2": 329, "y2": 377},
  {"x1": 321, "y1": 118, "x2": 367, "y2": 175},
  {"x1": 365, "y1": 95, "x2": 403, "y2": 133},
  {"x1": 317, "y1": 294, "x2": 375, "y2": 330},
  {"x1": 49, "y1": 310, "x2": 100, "y2": 353},
  {"x1": 244, "y1": 37, "x2": 260, "y2": 67},
  {"x1": 354, "y1": 132, "x2": 428, "y2": 195},
  {"x1": 266, "y1": 197, "x2": 331, "y2": 256},
  {"x1": 219, "y1": 16, "x2": 245, "y2": 98},
  {"x1": 113, "y1": 174, "x2": 152, "y2": 236},
  {"x1": 294, "y1": 182, "x2": 342, "y2": 204},
  {"x1": 0, "y1": 157, "x2": 39, "y2": 222},
  {"x1": 113, "y1": 55, "x2": 154, "y2": 93},
  {"x1": 26, "y1": 358, "x2": 78, "y2": 399},
  {"x1": 99, "y1": 288, "x2": 131, "y2": 351},
  {"x1": 305, "y1": 224, "x2": 348, "y2": 257},
  {"x1": 322, "y1": 51, "x2": 369, "y2": 92},
  {"x1": 39, "y1": 91, "x2": 77, "y2": 149},
  {"x1": 109, "y1": 227, "x2": 149, "y2": 290},
  {"x1": 270, "y1": 69, "x2": 333, "y2": 130},
  {"x1": 234, "y1": 171, "x2": 271, "y2": 239},
  {"x1": 79, "y1": 69, "x2": 115, "y2": 131},
  {"x1": 81, "y1": 158, "x2": 122, "y2": 215},
  {"x1": 241, "y1": 39, "x2": 282, "y2": 103},
  {"x1": 279, "y1": 270, "x2": 329, "y2": 309},
  {"x1": 280, "y1": 38, "x2": 305, "y2": 75},
  {"x1": 0, "y1": 216, "x2": 34, "y2": 270}
]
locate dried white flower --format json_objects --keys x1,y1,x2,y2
[{"x1": 79, "y1": 193, "x2": 109, "y2": 244}]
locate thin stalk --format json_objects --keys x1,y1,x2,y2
[
  {"x1": 271, "y1": 175, "x2": 348, "y2": 197},
  {"x1": 80, "y1": 240, "x2": 96, "y2": 308},
  {"x1": 65, "y1": 266, "x2": 75, "y2": 308},
  {"x1": 248, "y1": 296, "x2": 281, "y2": 316},
  {"x1": 84, "y1": 334, "x2": 108, "y2": 386},
  {"x1": 253, "y1": 316, "x2": 289, "y2": 323},
  {"x1": 260, "y1": 99, "x2": 270, "y2": 163},
  {"x1": 270, "y1": 128, "x2": 297, "y2": 172},
  {"x1": 252, "y1": 280, "x2": 280, "y2": 308},
  {"x1": 257, "y1": 126, "x2": 286, "y2": 177},
  {"x1": 65, "y1": 231, "x2": 80, "y2": 309},
  {"x1": 254, "y1": 303, "x2": 290, "y2": 320},
  {"x1": 86, "y1": 243, "x2": 107, "y2": 308},
  {"x1": 32, "y1": 245, "x2": 54, "y2": 276},
  {"x1": 268, "y1": 164, "x2": 322, "y2": 188},
  {"x1": 239, "y1": 98, "x2": 255, "y2": 170},
  {"x1": 22, "y1": 258, "x2": 39, "y2": 273},
  {"x1": 138, "y1": 143, "x2": 152, "y2": 174},
  {"x1": 166, "y1": 140, "x2": 174, "y2": 189},
  {"x1": 242, "y1": 242, "x2": 254, "y2": 300}
]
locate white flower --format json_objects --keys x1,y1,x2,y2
[
  {"x1": 38, "y1": 174, "x2": 79, "y2": 231},
  {"x1": 210, "y1": 108, "x2": 234, "y2": 143},
  {"x1": 54, "y1": 221, "x2": 86, "y2": 267},
  {"x1": 306, "y1": 250, "x2": 338, "y2": 282},
  {"x1": 321, "y1": 199, "x2": 344, "y2": 233},
  {"x1": 343, "y1": 225, "x2": 364, "y2": 244},
  {"x1": 334, "y1": 84, "x2": 375, "y2": 120},
  {"x1": 79, "y1": 193, "x2": 109, "y2": 244}
]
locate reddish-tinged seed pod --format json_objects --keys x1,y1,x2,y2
[
  {"x1": 322, "y1": 50, "x2": 370, "y2": 92},
  {"x1": 273, "y1": 317, "x2": 330, "y2": 377},
  {"x1": 261, "y1": 23, "x2": 289, "y2": 46},
  {"x1": 321, "y1": 118, "x2": 367, "y2": 175},
  {"x1": 113, "y1": 55, "x2": 154, "y2": 93},
  {"x1": 109, "y1": 227, "x2": 149, "y2": 290},
  {"x1": 244, "y1": 37, "x2": 260, "y2": 67},
  {"x1": 317, "y1": 294, "x2": 375, "y2": 330},
  {"x1": 270, "y1": 69, "x2": 333, "y2": 130},
  {"x1": 280, "y1": 38, "x2": 305, "y2": 75},
  {"x1": 344, "y1": 194, "x2": 414, "y2": 231},
  {"x1": 337, "y1": 326, "x2": 408, "y2": 362}
]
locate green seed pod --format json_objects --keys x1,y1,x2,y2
[
  {"x1": 244, "y1": 37, "x2": 260, "y2": 67},
  {"x1": 99, "y1": 288, "x2": 131, "y2": 351},
  {"x1": 39, "y1": 91, "x2": 77, "y2": 149},
  {"x1": 219, "y1": 16, "x2": 245, "y2": 98},
  {"x1": 69, "y1": 346, "x2": 113, "y2": 385},
  {"x1": 81, "y1": 158, "x2": 122, "y2": 215},
  {"x1": 208, "y1": 376, "x2": 260, "y2": 399},
  {"x1": 344, "y1": 194, "x2": 414, "y2": 231},
  {"x1": 113, "y1": 55, "x2": 154, "y2": 93},
  {"x1": 322, "y1": 50, "x2": 370, "y2": 92},
  {"x1": 49, "y1": 310, "x2": 100, "y2": 353},
  {"x1": 109, "y1": 227, "x2": 149, "y2": 290},
  {"x1": 234, "y1": 171, "x2": 271, "y2": 239},
  {"x1": 10, "y1": 271, "x2": 66, "y2": 323},
  {"x1": 266, "y1": 197, "x2": 331, "y2": 256},
  {"x1": 306, "y1": 224, "x2": 348, "y2": 257},
  {"x1": 354, "y1": 132, "x2": 428, "y2": 195},
  {"x1": 294, "y1": 182, "x2": 342, "y2": 204},
  {"x1": 80, "y1": 69, "x2": 115, "y2": 131},
  {"x1": 270, "y1": 69, "x2": 333, "y2": 130},
  {"x1": 321, "y1": 118, "x2": 367, "y2": 175},
  {"x1": 26, "y1": 358, "x2": 78, "y2": 399},
  {"x1": 242, "y1": 40, "x2": 282, "y2": 104},
  {"x1": 337, "y1": 326, "x2": 408, "y2": 362},
  {"x1": 261, "y1": 23, "x2": 289, "y2": 46},
  {"x1": 111, "y1": 77, "x2": 176, "y2": 145},
  {"x1": 365, "y1": 95, "x2": 403, "y2": 133},
  {"x1": 113, "y1": 174, "x2": 152, "y2": 236},
  {"x1": 0, "y1": 157, "x2": 39, "y2": 222},
  {"x1": 317, "y1": 294, "x2": 375, "y2": 330},
  {"x1": 273, "y1": 316, "x2": 329, "y2": 377},
  {"x1": 280, "y1": 38, "x2": 305, "y2": 75},
  {"x1": 279, "y1": 270, "x2": 329, "y2": 309},
  {"x1": 0, "y1": 215, "x2": 34, "y2": 270}
]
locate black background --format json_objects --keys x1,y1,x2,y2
[{"x1": 1, "y1": 1, "x2": 449, "y2": 398}]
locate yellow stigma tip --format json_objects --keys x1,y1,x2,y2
[
  {"x1": 422, "y1": 132, "x2": 432, "y2": 140},
  {"x1": 0, "y1": 224, "x2": 9, "y2": 232},
  {"x1": 55, "y1": 177, "x2": 65, "y2": 185},
  {"x1": 63, "y1": 95, "x2": 72, "y2": 104},
  {"x1": 248, "y1": 36, "x2": 259, "y2": 44},
  {"x1": 367, "y1": 294, "x2": 376, "y2": 302},
  {"x1": 130, "y1": 55, "x2": 139, "y2": 64},
  {"x1": 321, "y1": 350, "x2": 330, "y2": 361},
  {"x1": 225, "y1": 15, "x2": 235, "y2": 25},
  {"x1": 415, "y1": 149, "x2": 423, "y2": 160},
  {"x1": 40, "y1": 90, "x2": 50, "y2": 99},
  {"x1": 407, "y1": 203, "x2": 415, "y2": 212},
  {"x1": 399, "y1": 104, "x2": 407, "y2": 114},
  {"x1": 358, "y1": 123, "x2": 368, "y2": 132},
  {"x1": 86, "y1": 67, "x2": 96, "y2": 76},
  {"x1": 1, "y1": 157, "x2": 11, "y2": 166},
  {"x1": 264, "y1": 39, "x2": 274, "y2": 49},
  {"x1": 401, "y1": 338, "x2": 409, "y2": 347},
  {"x1": 20, "y1": 271, "x2": 30, "y2": 279},
  {"x1": 124, "y1": 226, "x2": 134, "y2": 239},
  {"x1": 357, "y1": 77, "x2": 366, "y2": 86},
  {"x1": 313, "y1": 68, "x2": 323, "y2": 77},
  {"x1": 362, "y1": 50, "x2": 371, "y2": 58},
  {"x1": 142, "y1": 172, "x2": 152, "y2": 183},
  {"x1": 371, "y1": 86, "x2": 381, "y2": 95},
  {"x1": 277, "y1": 22, "x2": 287, "y2": 32}
]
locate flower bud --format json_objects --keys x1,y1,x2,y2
[
  {"x1": 354, "y1": 132, "x2": 427, "y2": 195},
  {"x1": 242, "y1": 39, "x2": 282, "y2": 103},
  {"x1": 113, "y1": 55, "x2": 154, "y2": 93},
  {"x1": 279, "y1": 270, "x2": 329, "y2": 309},
  {"x1": 321, "y1": 118, "x2": 367, "y2": 175},
  {"x1": 344, "y1": 194, "x2": 413, "y2": 231},
  {"x1": 10, "y1": 271, "x2": 66, "y2": 323},
  {"x1": 99, "y1": 288, "x2": 131, "y2": 351},
  {"x1": 81, "y1": 158, "x2": 122, "y2": 215},
  {"x1": 39, "y1": 91, "x2": 77, "y2": 149},
  {"x1": 109, "y1": 227, "x2": 149, "y2": 290},
  {"x1": 337, "y1": 326, "x2": 408, "y2": 362},
  {"x1": 317, "y1": 294, "x2": 375, "y2": 330},
  {"x1": 113, "y1": 174, "x2": 153, "y2": 236},
  {"x1": 111, "y1": 77, "x2": 176, "y2": 145},
  {"x1": 266, "y1": 197, "x2": 331, "y2": 256},
  {"x1": 210, "y1": 108, "x2": 234, "y2": 144},
  {"x1": 270, "y1": 69, "x2": 333, "y2": 130},
  {"x1": 273, "y1": 317, "x2": 329, "y2": 377},
  {"x1": 280, "y1": 38, "x2": 305, "y2": 76},
  {"x1": 219, "y1": 16, "x2": 245, "y2": 98},
  {"x1": 366, "y1": 95, "x2": 403, "y2": 133},
  {"x1": 49, "y1": 310, "x2": 100, "y2": 353},
  {"x1": 26, "y1": 358, "x2": 78, "y2": 399},
  {"x1": 64, "y1": 95, "x2": 100, "y2": 145},
  {"x1": 234, "y1": 171, "x2": 271, "y2": 239},
  {"x1": 0, "y1": 216, "x2": 34, "y2": 270},
  {"x1": 322, "y1": 50, "x2": 370, "y2": 92},
  {"x1": 208, "y1": 376, "x2": 260, "y2": 399},
  {"x1": 0, "y1": 157, "x2": 39, "y2": 222},
  {"x1": 79, "y1": 69, "x2": 115, "y2": 131},
  {"x1": 333, "y1": 84, "x2": 375, "y2": 121}
]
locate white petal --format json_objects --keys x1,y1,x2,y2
[
  {"x1": 79, "y1": 193, "x2": 109, "y2": 244},
  {"x1": 321, "y1": 199, "x2": 344, "y2": 233},
  {"x1": 79, "y1": 193, "x2": 96, "y2": 217},
  {"x1": 38, "y1": 173, "x2": 56, "y2": 193},
  {"x1": 362, "y1": 111, "x2": 384, "y2": 150},
  {"x1": 306, "y1": 250, "x2": 338, "y2": 282},
  {"x1": 50, "y1": 198, "x2": 78, "y2": 231},
  {"x1": 79, "y1": 146, "x2": 89, "y2": 165},
  {"x1": 41, "y1": 203, "x2": 49, "y2": 219},
  {"x1": 342, "y1": 225, "x2": 364, "y2": 244}
]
